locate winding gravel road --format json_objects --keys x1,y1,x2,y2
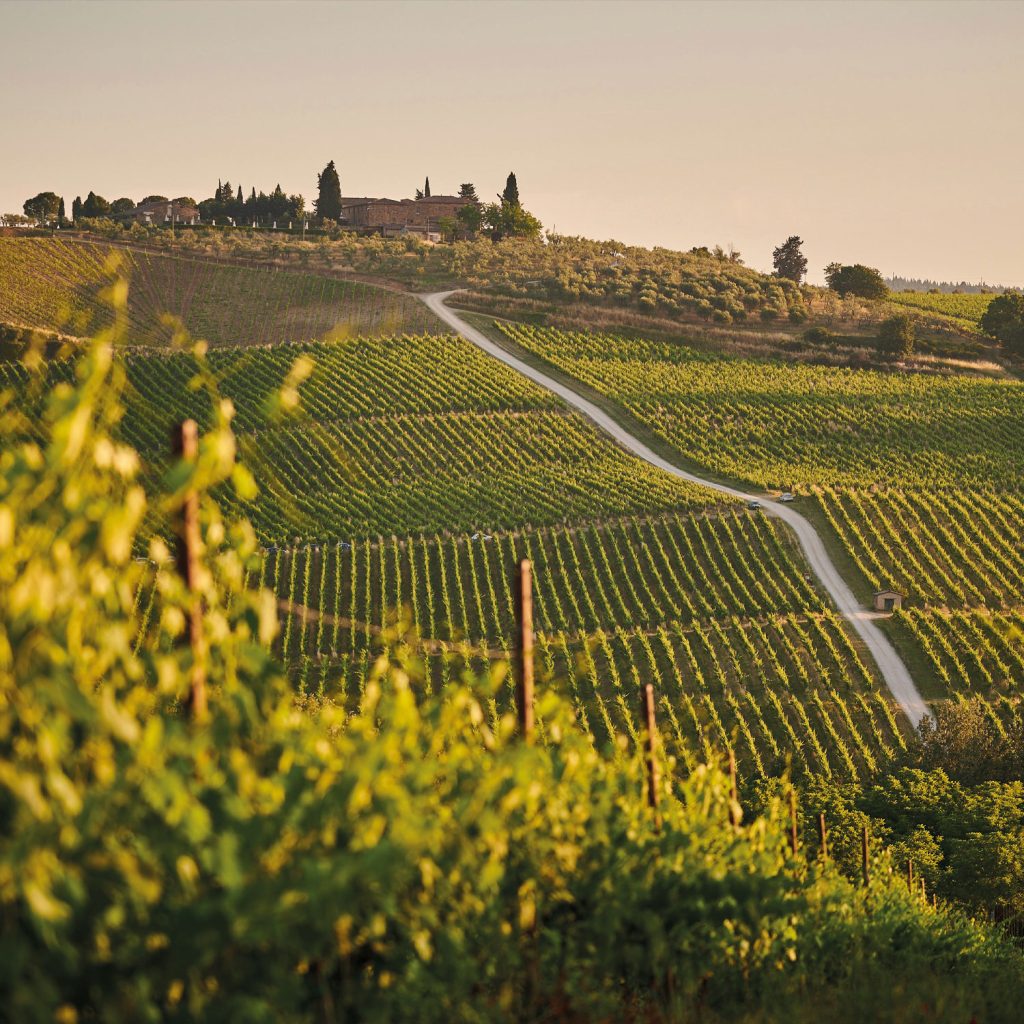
[{"x1": 422, "y1": 290, "x2": 930, "y2": 729}]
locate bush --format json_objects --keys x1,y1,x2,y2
[
  {"x1": 979, "y1": 292, "x2": 1024, "y2": 355},
  {"x1": 803, "y1": 326, "x2": 834, "y2": 345},
  {"x1": 877, "y1": 314, "x2": 916, "y2": 359}
]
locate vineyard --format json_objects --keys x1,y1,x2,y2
[
  {"x1": 0, "y1": 331, "x2": 725, "y2": 540},
  {"x1": 495, "y1": 322, "x2": 1024, "y2": 490},
  {"x1": 238, "y1": 512, "x2": 907, "y2": 782},
  {"x1": 0, "y1": 237, "x2": 441, "y2": 344},
  {"x1": 888, "y1": 289, "x2": 994, "y2": 324},
  {"x1": 0, "y1": 262, "x2": 923, "y2": 781},
  {"x1": 493, "y1": 321, "x2": 1024, "y2": 726}
]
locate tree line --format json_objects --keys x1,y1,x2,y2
[{"x1": 14, "y1": 163, "x2": 541, "y2": 241}]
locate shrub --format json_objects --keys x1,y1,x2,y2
[
  {"x1": 979, "y1": 292, "x2": 1024, "y2": 355},
  {"x1": 877, "y1": 313, "x2": 916, "y2": 359},
  {"x1": 803, "y1": 326, "x2": 834, "y2": 344}
]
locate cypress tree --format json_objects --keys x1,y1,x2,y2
[
  {"x1": 501, "y1": 172, "x2": 520, "y2": 207},
  {"x1": 58, "y1": 197, "x2": 66, "y2": 222},
  {"x1": 314, "y1": 160, "x2": 342, "y2": 222},
  {"x1": 72, "y1": 196, "x2": 82, "y2": 221},
  {"x1": 424, "y1": 177, "x2": 431, "y2": 198}
]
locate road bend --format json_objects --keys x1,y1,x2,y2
[{"x1": 422, "y1": 290, "x2": 930, "y2": 729}]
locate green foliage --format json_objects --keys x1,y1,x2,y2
[
  {"x1": 23, "y1": 191, "x2": 61, "y2": 223},
  {"x1": 456, "y1": 201, "x2": 484, "y2": 235},
  {"x1": 772, "y1": 235, "x2": 807, "y2": 283},
  {"x1": 3, "y1": 295, "x2": 1024, "y2": 1020},
  {"x1": 110, "y1": 197, "x2": 135, "y2": 216},
  {"x1": 889, "y1": 289, "x2": 994, "y2": 326},
  {"x1": 980, "y1": 292, "x2": 1024, "y2": 355},
  {"x1": 501, "y1": 171, "x2": 519, "y2": 207},
  {"x1": 482, "y1": 200, "x2": 542, "y2": 241},
  {"x1": 81, "y1": 191, "x2": 111, "y2": 218},
  {"x1": 459, "y1": 182, "x2": 478, "y2": 201},
  {"x1": 825, "y1": 263, "x2": 889, "y2": 300},
  {"x1": 314, "y1": 159, "x2": 343, "y2": 223},
  {"x1": 877, "y1": 313, "x2": 915, "y2": 359}
]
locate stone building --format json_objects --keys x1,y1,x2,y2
[
  {"x1": 341, "y1": 195, "x2": 472, "y2": 232},
  {"x1": 119, "y1": 200, "x2": 201, "y2": 226},
  {"x1": 873, "y1": 589, "x2": 904, "y2": 612}
]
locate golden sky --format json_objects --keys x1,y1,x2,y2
[{"x1": 2, "y1": 0, "x2": 1021, "y2": 284}]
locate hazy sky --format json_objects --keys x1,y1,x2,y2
[{"x1": 2, "y1": 0, "x2": 1022, "y2": 284}]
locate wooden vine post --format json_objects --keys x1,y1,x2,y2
[
  {"x1": 641, "y1": 683, "x2": 661, "y2": 829},
  {"x1": 727, "y1": 749, "x2": 740, "y2": 827},
  {"x1": 907, "y1": 858, "x2": 915, "y2": 893},
  {"x1": 861, "y1": 825, "x2": 870, "y2": 887},
  {"x1": 818, "y1": 812, "x2": 828, "y2": 862},
  {"x1": 174, "y1": 419, "x2": 207, "y2": 722},
  {"x1": 515, "y1": 559, "x2": 534, "y2": 742},
  {"x1": 789, "y1": 789, "x2": 799, "y2": 856}
]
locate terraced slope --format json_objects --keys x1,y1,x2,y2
[{"x1": 0, "y1": 237, "x2": 441, "y2": 344}]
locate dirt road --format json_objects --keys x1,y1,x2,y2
[{"x1": 422, "y1": 290, "x2": 930, "y2": 729}]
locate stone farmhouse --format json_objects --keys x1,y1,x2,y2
[
  {"x1": 118, "y1": 200, "x2": 201, "y2": 226},
  {"x1": 340, "y1": 195, "x2": 473, "y2": 236}
]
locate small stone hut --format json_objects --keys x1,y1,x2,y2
[{"x1": 873, "y1": 589, "x2": 904, "y2": 612}]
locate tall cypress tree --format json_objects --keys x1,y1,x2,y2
[
  {"x1": 314, "y1": 160, "x2": 342, "y2": 222},
  {"x1": 501, "y1": 172, "x2": 520, "y2": 207},
  {"x1": 58, "y1": 197, "x2": 66, "y2": 222},
  {"x1": 424, "y1": 177, "x2": 431, "y2": 198},
  {"x1": 72, "y1": 196, "x2": 82, "y2": 221}
]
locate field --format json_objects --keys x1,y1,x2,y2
[
  {"x1": 888, "y1": 289, "x2": 994, "y2": 324},
  {"x1": 0, "y1": 304, "x2": 909, "y2": 782},
  {"x1": 494, "y1": 321, "x2": 1024, "y2": 726},
  {"x1": 0, "y1": 237, "x2": 441, "y2": 344}
]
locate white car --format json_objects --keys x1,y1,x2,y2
[{"x1": 779, "y1": 492, "x2": 796, "y2": 503}]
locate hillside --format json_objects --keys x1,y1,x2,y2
[
  {"x1": 0, "y1": 236, "x2": 442, "y2": 345},
  {"x1": 43, "y1": 229, "x2": 1005, "y2": 375},
  {"x1": 4, "y1": 339, "x2": 1024, "y2": 1021},
  {"x1": 2, "y1": 308, "x2": 907, "y2": 783},
  {"x1": 492, "y1": 321, "x2": 1024, "y2": 736}
]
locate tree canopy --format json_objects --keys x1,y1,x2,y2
[
  {"x1": 501, "y1": 171, "x2": 520, "y2": 207},
  {"x1": 772, "y1": 236, "x2": 807, "y2": 283},
  {"x1": 459, "y1": 182, "x2": 478, "y2": 201},
  {"x1": 23, "y1": 192, "x2": 61, "y2": 223},
  {"x1": 824, "y1": 262, "x2": 889, "y2": 299},
  {"x1": 979, "y1": 292, "x2": 1024, "y2": 355},
  {"x1": 81, "y1": 192, "x2": 111, "y2": 218},
  {"x1": 314, "y1": 160, "x2": 342, "y2": 222}
]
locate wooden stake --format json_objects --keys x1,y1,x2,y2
[
  {"x1": 642, "y1": 683, "x2": 661, "y2": 827},
  {"x1": 173, "y1": 420, "x2": 207, "y2": 722},
  {"x1": 920, "y1": 877, "x2": 927, "y2": 904},
  {"x1": 789, "y1": 789, "x2": 798, "y2": 856},
  {"x1": 907, "y1": 858, "x2": 914, "y2": 893},
  {"x1": 862, "y1": 825, "x2": 870, "y2": 887},
  {"x1": 516, "y1": 559, "x2": 534, "y2": 742},
  {"x1": 727, "y1": 749, "x2": 739, "y2": 827},
  {"x1": 818, "y1": 812, "x2": 828, "y2": 862}
]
